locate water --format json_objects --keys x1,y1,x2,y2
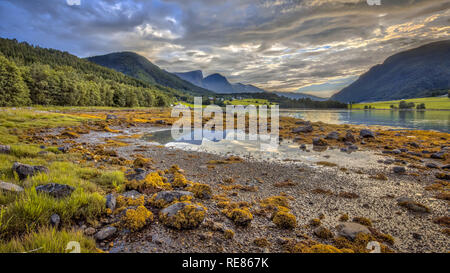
[{"x1": 280, "y1": 109, "x2": 450, "y2": 133}]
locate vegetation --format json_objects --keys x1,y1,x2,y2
[
  {"x1": 0, "y1": 38, "x2": 176, "y2": 107},
  {"x1": 352, "y1": 96, "x2": 450, "y2": 110}
]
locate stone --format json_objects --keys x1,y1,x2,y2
[
  {"x1": 12, "y1": 162, "x2": 49, "y2": 180},
  {"x1": 155, "y1": 120, "x2": 167, "y2": 125},
  {"x1": 95, "y1": 226, "x2": 117, "y2": 241},
  {"x1": 35, "y1": 183, "x2": 75, "y2": 198},
  {"x1": 121, "y1": 190, "x2": 144, "y2": 200},
  {"x1": 106, "y1": 114, "x2": 118, "y2": 120},
  {"x1": 153, "y1": 191, "x2": 193, "y2": 204},
  {"x1": 344, "y1": 131, "x2": 356, "y2": 143},
  {"x1": 325, "y1": 131, "x2": 340, "y2": 140},
  {"x1": 292, "y1": 125, "x2": 313, "y2": 133},
  {"x1": 393, "y1": 166, "x2": 406, "y2": 174},
  {"x1": 442, "y1": 165, "x2": 450, "y2": 169},
  {"x1": 84, "y1": 227, "x2": 96, "y2": 236},
  {"x1": 299, "y1": 144, "x2": 306, "y2": 150},
  {"x1": 106, "y1": 194, "x2": 116, "y2": 210},
  {"x1": 348, "y1": 144, "x2": 358, "y2": 150},
  {"x1": 159, "y1": 202, "x2": 206, "y2": 229},
  {"x1": 360, "y1": 129, "x2": 375, "y2": 138},
  {"x1": 50, "y1": 214, "x2": 61, "y2": 227},
  {"x1": 0, "y1": 181, "x2": 24, "y2": 192},
  {"x1": 125, "y1": 168, "x2": 148, "y2": 181},
  {"x1": 337, "y1": 222, "x2": 370, "y2": 240},
  {"x1": 409, "y1": 142, "x2": 420, "y2": 148},
  {"x1": 0, "y1": 145, "x2": 11, "y2": 154},
  {"x1": 312, "y1": 137, "x2": 327, "y2": 147},
  {"x1": 431, "y1": 151, "x2": 446, "y2": 160},
  {"x1": 425, "y1": 163, "x2": 439, "y2": 169},
  {"x1": 397, "y1": 197, "x2": 430, "y2": 213},
  {"x1": 392, "y1": 149, "x2": 402, "y2": 154},
  {"x1": 58, "y1": 146, "x2": 69, "y2": 153}
]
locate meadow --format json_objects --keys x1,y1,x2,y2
[{"x1": 351, "y1": 96, "x2": 450, "y2": 110}]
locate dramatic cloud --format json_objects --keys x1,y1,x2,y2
[{"x1": 0, "y1": 0, "x2": 449, "y2": 97}]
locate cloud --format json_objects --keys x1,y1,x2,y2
[{"x1": 0, "y1": 0, "x2": 448, "y2": 97}]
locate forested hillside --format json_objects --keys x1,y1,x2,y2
[{"x1": 0, "y1": 38, "x2": 181, "y2": 107}]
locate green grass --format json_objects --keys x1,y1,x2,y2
[
  {"x1": 351, "y1": 96, "x2": 450, "y2": 110},
  {"x1": 0, "y1": 228, "x2": 98, "y2": 253}
]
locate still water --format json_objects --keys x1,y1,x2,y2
[{"x1": 280, "y1": 109, "x2": 450, "y2": 133}]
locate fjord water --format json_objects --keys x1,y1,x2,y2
[{"x1": 280, "y1": 109, "x2": 450, "y2": 133}]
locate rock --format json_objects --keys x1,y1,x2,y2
[
  {"x1": 106, "y1": 114, "x2": 118, "y2": 120},
  {"x1": 0, "y1": 145, "x2": 11, "y2": 154},
  {"x1": 397, "y1": 197, "x2": 430, "y2": 213},
  {"x1": 57, "y1": 146, "x2": 69, "y2": 153},
  {"x1": 425, "y1": 163, "x2": 439, "y2": 169},
  {"x1": 94, "y1": 226, "x2": 117, "y2": 241},
  {"x1": 155, "y1": 120, "x2": 167, "y2": 125},
  {"x1": 159, "y1": 202, "x2": 206, "y2": 229},
  {"x1": 382, "y1": 150, "x2": 393, "y2": 154},
  {"x1": 299, "y1": 144, "x2": 306, "y2": 150},
  {"x1": 125, "y1": 168, "x2": 148, "y2": 181},
  {"x1": 442, "y1": 165, "x2": 450, "y2": 169},
  {"x1": 399, "y1": 148, "x2": 409, "y2": 153},
  {"x1": 325, "y1": 131, "x2": 340, "y2": 140},
  {"x1": 153, "y1": 191, "x2": 193, "y2": 204},
  {"x1": 84, "y1": 227, "x2": 96, "y2": 236},
  {"x1": 314, "y1": 226, "x2": 334, "y2": 239},
  {"x1": 412, "y1": 233, "x2": 422, "y2": 240},
  {"x1": 0, "y1": 181, "x2": 24, "y2": 192},
  {"x1": 344, "y1": 131, "x2": 356, "y2": 143},
  {"x1": 121, "y1": 190, "x2": 144, "y2": 199},
  {"x1": 431, "y1": 151, "x2": 446, "y2": 160},
  {"x1": 360, "y1": 129, "x2": 375, "y2": 138},
  {"x1": 392, "y1": 149, "x2": 402, "y2": 154},
  {"x1": 393, "y1": 166, "x2": 406, "y2": 174},
  {"x1": 409, "y1": 142, "x2": 420, "y2": 148},
  {"x1": 295, "y1": 120, "x2": 310, "y2": 125},
  {"x1": 50, "y1": 214, "x2": 60, "y2": 227},
  {"x1": 348, "y1": 144, "x2": 358, "y2": 150},
  {"x1": 292, "y1": 125, "x2": 313, "y2": 133},
  {"x1": 35, "y1": 183, "x2": 75, "y2": 198},
  {"x1": 408, "y1": 151, "x2": 422, "y2": 157},
  {"x1": 106, "y1": 194, "x2": 116, "y2": 210},
  {"x1": 12, "y1": 162, "x2": 49, "y2": 180},
  {"x1": 337, "y1": 222, "x2": 370, "y2": 240},
  {"x1": 312, "y1": 137, "x2": 327, "y2": 147}
]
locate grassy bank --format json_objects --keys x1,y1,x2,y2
[{"x1": 351, "y1": 97, "x2": 450, "y2": 110}]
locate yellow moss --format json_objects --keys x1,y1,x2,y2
[
  {"x1": 307, "y1": 244, "x2": 346, "y2": 253},
  {"x1": 353, "y1": 217, "x2": 372, "y2": 227},
  {"x1": 159, "y1": 202, "x2": 206, "y2": 229},
  {"x1": 222, "y1": 207, "x2": 253, "y2": 226},
  {"x1": 224, "y1": 229, "x2": 234, "y2": 240},
  {"x1": 60, "y1": 130, "x2": 80, "y2": 139},
  {"x1": 339, "y1": 214, "x2": 349, "y2": 222},
  {"x1": 116, "y1": 195, "x2": 146, "y2": 208},
  {"x1": 309, "y1": 218, "x2": 321, "y2": 227},
  {"x1": 103, "y1": 126, "x2": 120, "y2": 133},
  {"x1": 122, "y1": 206, "x2": 153, "y2": 231},
  {"x1": 254, "y1": 238, "x2": 271, "y2": 247},
  {"x1": 149, "y1": 193, "x2": 193, "y2": 208},
  {"x1": 133, "y1": 157, "x2": 151, "y2": 168},
  {"x1": 273, "y1": 211, "x2": 297, "y2": 229},
  {"x1": 260, "y1": 195, "x2": 290, "y2": 211},
  {"x1": 333, "y1": 233, "x2": 394, "y2": 253},
  {"x1": 186, "y1": 182, "x2": 212, "y2": 199},
  {"x1": 172, "y1": 172, "x2": 191, "y2": 188},
  {"x1": 127, "y1": 172, "x2": 172, "y2": 194},
  {"x1": 105, "y1": 139, "x2": 129, "y2": 147}
]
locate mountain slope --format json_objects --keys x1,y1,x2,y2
[
  {"x1": 87, "y1": 52, "x2": 213, "y2": 96},
  {"x1": 274, "y1": 91, "x2": 327, "y2": 101},
  {"x1": 331, "y1": 40, "x2": 450, "y2": 102}
]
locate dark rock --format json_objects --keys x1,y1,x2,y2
[
  {"x1": 360, "y1": 129, "x2": 375, "y2": 138},
  {"x1": 399, "y1": 148, "x2": 408, "y2": 153},
  {"x1": 295, "y1": 120, "x2": 310, "y2": 125},
  {"x1": 156, "y1": 120, "x2": 167, "y2": 125},
  {"x1": 40, "y1": 145, "x2": 46, "y2": 149},
  {"x1": 58, "y1": 146, "x2": 69, "y2": 153},
  {"x1": 407, "y1": 151, "x2": 422, "y2": 157},
  {"x1": 348, "y1": 144, "x2": 358, "y2": 150},
  {"x1": 409, "y1": 142, "x2": 420, "y2": 148},
  {"x1": 0, "y1": 181, "x2": 24, "y2": 192},
  {"x1": 431, "y1": 151, "x2": 446, "y2": 160},
  {"x1": 425, "y1": 163, "x2": 439, "y2": 169},
  {"x1": 384, "y1": 159, "x2": 394, "y2": 165},
  {"x1": 12, "y1": 162, "x2": 49, "y2": 180},
  {"x1": 106, "y1": 114, "x2": 118, "y2": 120},
  {"x1": 344, "y1": 131, "x2": 356, "y2": 143},
  {"x1": 121, "y1": 190, "x2": 144, "y2": 199},
  {"x1": 35, "y1": 183, "x2": 75, "y2": 198},
  {"x1": 160, "y1": 202, "x2": 206, "y2": 229},
  {"x1": 442, "y1": 165, "x2": 450, "y2": 169},
  {"x1": 125, "y1": 168, "x2": 148, "y2": 181},
  {"x1": 382, "y1": 150, "x2": 394, "y2": 154},
  {"x1": 299, "y1": 144, "x2": 306, "y2": 150},
  {"x1": 412, "y1": 233, "x2": 422, "y2": 240},
  {"x1": 153, "y1": 191, "x2": 193, "y2": 204},
  {"x1": 95, "y1": 226, "x2": 117, "y2": 240},
  {"x1": 312, "y1": 137, "x2": 328, "y2": 147},
  {"x1": 340, "y1": 148, "x2": 349, "y2": 153},
  {"x1": 393, "y1": 166, "x2": 406, "y2": 174},
  {"x1": 0, "y1": 145, "x2": 11, "y2": 154},
  {"x1": 106, "y1": 194, "x2": 116, "y2": 210},
  {"x1": 325, "y1": 131, "x2": 340, "y2": 140},
  {"x1": 292, "y1": 125, "x2": 313, "y2": 133},
  {"x1": 392, "y1": 149, "x2": 402, "y2": 154},
  {"x1": 337, "y1": 222, "x2": 370, "y2": 240},
  {"x1": 50, "y1": 214, "x2": 60, "y2": 227}
]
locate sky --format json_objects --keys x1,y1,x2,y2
[{"x1": 0, "y1": 0, "x2": 449, "y2": 98}]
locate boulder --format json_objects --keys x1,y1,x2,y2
[
  {"x1": 0, "y1": 145, "x2": 11, "y2": 154},
  {"x1": 153, "y1": 191, "x2": 193, "y2": 204},
  {"x1": 106, "y1": 194, "x2": 116, "y2": 210},
  {"x1": 431, "y1": 151, "x2": 446, "y2": 160},
  {"x1": 312, "y1": 137, "x2": 328, "y2": 147},
  {"x1": 425, "y1": 163, "x2": 439, "y2": 169},
  {"x1": 337, "y1": 222, "x2": 370, "y2": 240},
  {"x1": 94, "y1": 226, "x2": 117, "y2": 241},
  {"x1": 397, "y1": 197, "x2": 430, "y2": 213},
  {"x1": 344, "y1": 131, "x2": 356, "y2": 143},
  {"x1": 360, "y1": 129, "x2": 375, "y2": 138},
  {"x1": 0, "y1": 181, "x2": 24, "y2": 192},
  {"x1": 159, "y1": 202, "x2": 206, "y2": 229},
  {"x1": 125, "y1": 168, "x2": 148, "y2": 181},
  {"x1": 292, "y1": 125, "x2": 313, "y2": 134},
  {"x1": 121, "y1": 190, "x2": 144, "y2": 199},
  {"x1": 325, "y1": 131, "x2": 340, "y2": 140},
  {"x1": 12, "y1": 162, "x2": 49, "y2": 180},
  {"x1": 35, "y1": 183, "x2": 75, "y2": 198},
  {"x1": 393, "y1": 166, "x2": 406, "y2": 174}
]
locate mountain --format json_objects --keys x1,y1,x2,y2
[
  {"x1": 332, "y1": 40, "x2": 450, "y2": 103},
  {"x1": 87, "y1": 52, "x2": 214, "y2": 96},
  {"x1": 274, "y1": 91, "x2": 327, "y2": 101},
  {"x1": 0, "y1": 38, "x2": 176, "y2": 107},
  {"x1": 175, "y1": 70, "x2": 264, "y2": 94}
]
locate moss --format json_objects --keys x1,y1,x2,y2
[
  {"x1": 254, "y1": 238, "x2": 270, "y2": 247},
  {"x1": 224, "y1": 229, "x2": 234, "y2": 239},
  {"x1": 149, "y1": 192, "x2": 193, "y2": 209},
  {"x1": 338, "y1": 192, "x2": 360, "y2": 199},
  {"x1": 223, "y1": 207, "x2": 253, "y2": 227},
  {"x1": 339, "y1": 214, "x2": 349, "y2": 222},
  {"x1": 273, "y1": 211, "x2": 297, "y2": 229},
  {"x1": 316, "y1": 161, "x2": 338, "y2": 167},
  {"x1": 223, "y1": 177, "x2": 236, "y2": 184},
  {"x1": 433, "y1": 216, "x2": 450, "y2": 228},
  {"x1": 186, "y1": 182, "x2": 212, "y2": 199},
  {"x1": 132, "y1": 157, "x2": 151, "y2": 168},
  {"x1": 274, "y1": 179, "x2": 296, "y2": 187},
  {"x1": 116, "y1": 195, "x2": 146, "y2": 208},
  {"x1": 172, "y1": 172, "x2": 191, "y2": 188},
  {"x1": 314, "y1": 226, "x2": 334, "y2": 239},
  {"x1": 127, "y1": 172, "x2": 172, "y2": 194},
  {"x1": 352, "y1": 217, "x2": 372, "y2": 227},
  {"x1": 309, "y1": 218, "x2": 321, "y2": 227},
  {"x1": 307, "y1": 244, "x2": 348, "y2": 253},
  {"x1": 333, "y1": 233, "x2": 394, "y2": 253},
  {"x1": 60, "y1": 130, "x2": 80, "y2": 139},
  {"x1": 370, "y1": 173, "x2": 388, "y2": 181},
  {"x1": 159, "y1": 202, "x2": 206, "y2": 230},
  {"x1": 122, "y1": 206, "x2": 153, "y2": 231},
  {"x1": 260, "y1": 195, "x2": 290, "y2": 211},
  {"x1": 312, "y1": 188, "x2": 333, "y2": 195}
]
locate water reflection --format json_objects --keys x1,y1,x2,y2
[{"x1": 280, "y1": 109, "x2": 449, "y2": 132}]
